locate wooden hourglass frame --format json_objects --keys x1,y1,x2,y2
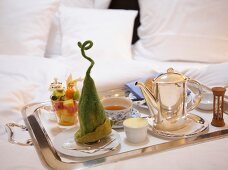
[{"x1": 211, "y1": 87, "x2": 226, "y2": 127}]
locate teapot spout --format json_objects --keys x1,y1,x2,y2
[{"x1": 135, "y1": 82, "x2": 159, "y2": 117}]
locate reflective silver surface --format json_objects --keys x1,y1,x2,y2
[
  {"x1": 136, "y1": 68, "x2": 202, "y2": 131},
  {"x1": 21, "y1": 92, "x2": 228, "y2": 170},
  {"x1": 5, "y1": 122, "x2": 33, "y2": 146},
  {"x1": 149, "y1": 113, "x2": 209, "y2": 139}
]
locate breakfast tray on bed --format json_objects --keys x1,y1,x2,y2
[{"x1": 22, "y1": 88, "x2": 228, "y2": 170}]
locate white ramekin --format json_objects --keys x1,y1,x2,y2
[{"x1": 123, "y1": 118, "x2": 148, "y2": 143}]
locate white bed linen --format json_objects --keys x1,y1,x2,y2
[
  {"x1": 1, "y1": 55, "x2": 228, "y2": 170},
  {"x1": 134, "y1": 0, "x2": 228, "y2": 63},
  {"x1": 1, "y1": 132, "x2": 228, "y2": 170},
  {"x1": 59, "y1": 7, "x2": 137, "y2": 60},
  {"x1": 0, "y1": 55, "x2": 68, "y2": 124},
  {"x1": 45, "y1": 0, "x2": 112, "y2": 58},
  {"x1": 54, "y1": 56, "x2": 209, "y2": 91},
  {"x1": 3, "y1": 55, "x2": 203, "y2": 125},
  {"x1": 184, "y1": 62, "x2": 228, "y2": 88},
  {"x1": 0, "y1": 0, "x2": 60, "y2": 57}
]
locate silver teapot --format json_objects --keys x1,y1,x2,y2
[{"x1": 136, "y1": 68, "x2": 202, "y2": 131}]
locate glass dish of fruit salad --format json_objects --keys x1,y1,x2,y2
[{"x1": 50, "y1": 75, "x2": 82, "y2": 127}]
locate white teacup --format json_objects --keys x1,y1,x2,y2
[{"x1": 101, "y1": 97, "x2": 133, "y2": 123}]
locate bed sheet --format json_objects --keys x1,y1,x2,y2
[
  {"x1": 0, "y1": 54, "x2": 227, "y2": 170},
  {"x1": 0, "y1": 55, "x2": 215, "y2": 124},
  {"x1": 56, "y1": 56, "x2": 209, "y2": 91}
]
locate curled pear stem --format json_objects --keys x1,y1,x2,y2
[{"x1": 78, "y1": 40, "x2": 94, "y2": 76}]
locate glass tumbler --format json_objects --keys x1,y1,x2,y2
[{"x1": 52, "y1": 99, "x2": 78, "y2": 127}]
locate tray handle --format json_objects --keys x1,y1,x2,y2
[{"x1": 5, "y1": 122, "x2": 33, "y2": 146}]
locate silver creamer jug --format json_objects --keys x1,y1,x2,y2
[{"x1": 136, "y1": 68, "x2": 202, "y2": 131}]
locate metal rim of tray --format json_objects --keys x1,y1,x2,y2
[{"x1": 22, "y1": 97, "x2": 228, "y2": 170}]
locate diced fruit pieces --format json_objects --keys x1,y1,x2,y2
[
  {"x1": 53, "y1": 102, "x2": 64, "y2": 110},
  {"x1": 63, "y1": 99, "x2": 74, "y2": 107},
  {"x1": 66, "y1": 106, "x2": 77, "y2": 114},
  {"x1": 53, "y1": 89, "x2": 65, "y2": 97},
  {"x1": 56, "y1": 109, "x2": 77, "y2": 126},
  {"x1": 49, "y1": 75, "x2": 81, "y2": 126},
  {"x1": 66, "y1": 88, "x2": 75, "y2": 99},
  {"x1": 73, "y1": 91, "x2": 80, "y2": 100},
  {"x1": 63, "y1": 100, "x2": 78, "y2": 114},
  {"x1": 51, "y1": 95, "x2": 58, "y2": 101}
]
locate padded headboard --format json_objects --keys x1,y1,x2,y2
[{"x1": 109, "y1": 0, "x2": 140, "y2": 44}]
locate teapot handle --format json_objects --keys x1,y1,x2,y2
[{"x1": 187, "y1": 79, "x2": 202, "y2": 112}]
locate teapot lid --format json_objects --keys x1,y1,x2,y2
[{"x1": 154, "y1": 68, "x2": 187, "y2": 84}]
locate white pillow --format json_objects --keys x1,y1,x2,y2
[
  {"x1": 94, "y1": 0, "x2": 112, "y2": 8},
  {"x1": 62, "y1": 0, "x2": 94, "y2": 8},
  {"x1": 0, "y1": 0, "x2": 60, "y2": 57},
  {"x1": 59, "y1": 7, "x2": 137, "y2": 60},
  {"x1": 133, "y1": 0, "x2": 228, "y2": 63},
  {"x1": 45, "y1": 0, "x2": 112, "y2": 58},
  {"x1": 45, "y1": 12, "x2": 62, "y2": 58},
  {"x1": 62, "y1": 0, "x2": 111, "y2": 8}
]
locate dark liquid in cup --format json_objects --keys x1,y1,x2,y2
[{"x1": 105, "y1": 105, "x2": 126, "y2": 110}]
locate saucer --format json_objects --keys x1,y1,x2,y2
[
  {"x1": 148, "y1": 113, "x2": 209, "y2": 139},
  {"x1": 224, "y1": 96, "x2": 228, "y2": 105},
  {"x1": 199, "y1": 87, "x2": 228, "y2": 110},
  {"x1": 112, "y1": 108, "x2": 141, "y2": 129},
  {"x1": 53, "y1": 128, "x2": 120, "y2": 157},
  {"x1": 197, "y1": 93, "x2": 213, "y2": 111},
  {"x1": 128, "y1": 93, "x2": 147, "y2": 109},
  {"x1": 197, "y1": 92, "x2": 228, "y2": 111}
]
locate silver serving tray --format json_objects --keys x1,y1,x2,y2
[{"x1": 22, "y1": 89, "x2": 228, "y2": 170}]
